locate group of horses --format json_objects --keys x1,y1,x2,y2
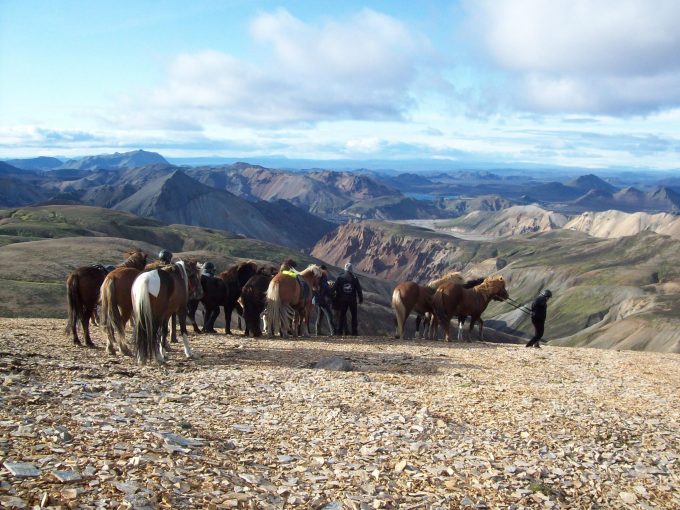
[
  {"x1": 65, "y1": 249, "x2": 328, "y2": 364},
  {"x1": 66, "y1": 247, "x2": 509, "y2": 364},
  {"x1": 392, "y1": 271, "x2": 509, "y2": 342}
]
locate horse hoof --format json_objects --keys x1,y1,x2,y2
[{"x1": 86, "y1": 341, "x2": 96, "y2": 348}]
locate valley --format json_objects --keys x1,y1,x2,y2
[{"x1": 3, "y1": 150, "x2": 680, "y2": 352}]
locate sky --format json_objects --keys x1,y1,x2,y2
[{"x1": 2, "y1": 0, "x2": 680, "y2": 170}]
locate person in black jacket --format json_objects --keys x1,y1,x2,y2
[
  {"x1": 333, "y1": 262, "x2": 363, "y2": 336},
  {"x1": 526, "y1": 289, "x2": 552, "y2": 348}
]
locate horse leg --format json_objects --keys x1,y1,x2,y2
[
  {"x1": 224, "y1": 304, "x2": 233, "y2": 335},
  {"x1": 82, "y1": 306, "x2": 95, "y2": 348},
  {"x1": 478, "y1": 318, "x2": 484, "y2": 341},
  {"x1": 105, "y1": 326, "x2": 117, "y2": 355},
  {"x1": 177, "y1": 309, "x2": 193, "y2": 359},
  {"x1": 203, "y1": 306, "x2": 218, "y2": 334},
  {"x1": 187, "y1": 300, "x2": 201, "y2": 333},
  {"x1": 171, "y1": 313, "x2": 178, "y2": 343},
  {"x1": 118, "y1": 307, "x2": 133, "y2": 357},
  {"x1": 415, "y1": 314, "x2": 422, "y2": 339},
  {"x1": 457, "y1": 317, "x2": 464, "y2": 342},
  {"x1": 466, "y1": 317, "x2": 477, "y2": 342},
  {"x1": 161, "y1": 319, "x2": 172, "y2": 355}
]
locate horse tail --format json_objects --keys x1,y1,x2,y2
[
  {"x1": 100, "y1": 276, "x2": 125, "y2": 338},
  {"x1": 65, "y1": 272, "x2": 81, "y2": 337},
  {"x1": 132, "y1": 272, "x2": 157, "y2": 364},
  {"x1": 265, "y1": 279, "x2": 282, "y2": 336},
  {"x1": 391, "y1": 287, "x2": 406, "y2": 339},
  {"x1": 432, "y1": 288, "x2": 452, "y2": 327}
]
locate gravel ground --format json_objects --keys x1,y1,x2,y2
[{"x1": 0, "y1": 318, "x2": 678, "y2": 509}]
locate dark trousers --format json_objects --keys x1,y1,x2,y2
[
  {"x1": 337, "y1": 300, "x2": 358, "y2": 335},
  {"x1": 526, "y1": 319, "x2": 545, "y2": 347}
]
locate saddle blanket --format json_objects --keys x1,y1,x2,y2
[{"x1": 147, "y1": 271, "x2": 161, "y2": 297}]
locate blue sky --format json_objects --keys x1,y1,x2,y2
[{"x1": 2, "y1": 0, "x2": 680, "y2": 170}]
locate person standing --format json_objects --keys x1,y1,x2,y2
[
  {"x1": 526, "y1": 289, "x2": 552, "y2": 348},
  {"x1": 313, "y1": 265, "x2": 336, "y2": 335},
  {"x1": 333, "y1": 262, "x2": 363, "y2": 336}
]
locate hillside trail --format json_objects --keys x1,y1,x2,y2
[{"x1": 0, "y1": 318, "x2": 678, "y2": 509}]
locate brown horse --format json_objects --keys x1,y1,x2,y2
[
  {"x1": 432, "y1": 275, "x2": 509, "y2": 342},
  {"x1": 264, "y1": 264, "x2": 322, "y2": 338},
  {"x1": 131, "y1": 260, "x2": 201, "y2": 364},
  {"x1": 391, "y1": 271, "x2": 465, "y2": 339},
  {"x1": 66, "y1": 249, "x2": 147, "y2": 347},
  {"x1": 99, "y1": 267, "x2": 151, "y2": 356}
]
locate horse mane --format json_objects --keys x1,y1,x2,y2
[
  {"x1": 427, "y1": 271, "x2": 464, "y2": 289},
  {"x1": 300, "y1": 264, "x2": 322, "y2": 279},
  {"x1": 220, "y1": 264, "x2": 239, "y2": 282},
  {"x1": 464, "y1": 277, "x2": 485, "y2": 289},
  {"x1": 473, "y1": 275, "x2": 506, "y2": 298},
  {"x1": 174, "y1": 260, "x2": 189, "y2": 296},
  {"x1": 120, "y1": 249, "x2": 147, "y2": 269}
]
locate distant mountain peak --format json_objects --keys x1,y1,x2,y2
[
  {"x1": 59, "y1": 149, "x2": 168, "y2": 171},
  {"x1": 568, "y1": 174, "x2": 617, "y2": 193}
]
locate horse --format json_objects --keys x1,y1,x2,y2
[
  {"x1": 215, "y1": 261, "x2": 258, "y2": 334},
  {"x1": 131, "y1": 260, "x2": 201, "y2": 364},
  {"x1": 416, "y1": 276, "x2": 486, "y2": 340},
  {"x1": 432, "y1": 275, "x2": 509, "y2": 342},
  {"x1": 187, "y1": 273, "x2": 228, "y2": 334},
  {"x1": 66, "y1": 249, "x2": 147, "y2": 347},
  {"x1": 391, "y1": 271, "x2": 466, "y2": 340},
  {"x1": 264, "y1": 264, "x2": 322, "y2": 338},
  {"x1": 240, "y1": 273, "x2": 273, "y2": 337}
]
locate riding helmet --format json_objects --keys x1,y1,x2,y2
[
  {"x1": 203, "y1": 261, "x2": 216, "y2": 274},
  {"x1": 158, "y1": 249, "x2": 173, "y2": 263},
  {"x1": 542, "y1": 289, "x2": 552, "y2": 298}
]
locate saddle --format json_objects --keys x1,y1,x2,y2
[
  {"x1": 281, "y1": 271, "x2": 310, "y2": 302},
  {"x1": 298, "y1": 277, "x2": 310, "y2": 302},
  {"x1": 91, "y1": 264, "x2": 114, "y2": 274}
]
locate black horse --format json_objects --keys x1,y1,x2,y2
[
  {"x1": 188, "y1": 274, "x2": 228, "y2": 333},
  {"x1": 240, "y1": 273, "x2": 273, "y2": 337},
  {"x1": 188, "y1": 261, "x2": 259, "y2": 334}
]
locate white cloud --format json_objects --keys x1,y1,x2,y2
[
  {"x1": 464, "y1": 0, "x2": 680, "y2": 114},
  {"x1": 141, "y1": 9, "x2": 424, "y2": 126}
]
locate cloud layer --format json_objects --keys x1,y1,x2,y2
[
  {"x1": 465, "y1": 0, "x2": 680, "y2": 114},
  {"x1": 147, "y1": 9, "x2": 423, "y2": 126}
]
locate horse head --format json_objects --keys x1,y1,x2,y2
[
  {"x1": 123, "y1": 249, "x2": 148, "y2": 270},
  {"x1": 301, "y1": 264, "x2": 323, "y2": 289},
  {"x1": 482, "y1": 276, "x2": 508, "y2": 302},
  {"x1": 237, "y1": 261, "x2": 259, "y2": 287}
]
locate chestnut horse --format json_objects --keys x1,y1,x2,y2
[
  {"x1": 432, "y1": 275, "x2": 509, "y2": 342},
  {"x1": 99, "y1": 253, "x2": 157, "y2": 356},
  {"x1": 391, "y1": 271, "x2": 465, "y2": 339},
  {"x1": 131, "y1": 260, "x2": 201, "y2": 364},
  {"x1": 264, "y1": 264, "x2": 322, "y2": 338},
  {"x1": 416, "y1": 277, "x2": 485, "y2": 340},
  {"x1": 66, "y1": 249, "x2": 147, "y2": 347}
]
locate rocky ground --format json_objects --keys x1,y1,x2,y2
[{"x1": 0, "y1": 318, "x2": 678, "y2": 509}]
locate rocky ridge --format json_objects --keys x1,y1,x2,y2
[{"x1": 0, "y1": 318, "x2": 678, "y2": 509}]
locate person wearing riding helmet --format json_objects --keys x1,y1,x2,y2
[
  {"x1": 158, "y1": 249, "x2": 173, "y2": 264},
  {"x1": 333, "y1": 262, "x2": 363, "y2": 336},
  {"x1": 526, "y1": 289, "x2": 552, "y2": 348},
  {"x1": 202, "y1": 261, "x2": 217, "y2": 277}
]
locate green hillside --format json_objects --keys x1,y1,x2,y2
[{"x1": 0, "y1": 205, "x2": 395, "y2": 334}]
